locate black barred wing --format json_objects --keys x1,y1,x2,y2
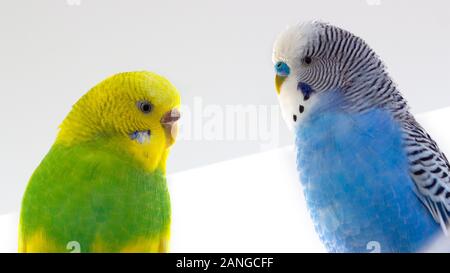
[{"x1": 403, "y1": 118, "x2": 450, "y2": 233}]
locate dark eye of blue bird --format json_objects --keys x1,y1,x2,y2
[
  {"x1": 137, "y1": 101, "x2": 153, "y2": 114},
  {"x1": 303, "y1": 56, "x2": 312, "y2": 65}
]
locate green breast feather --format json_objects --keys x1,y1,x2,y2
[{"x1": 20, "y1": 139, "x2": 171, "y2": 252}]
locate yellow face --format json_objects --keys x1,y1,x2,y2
[{"x1": 57, "y1": 71, "x2": 181, "y2": 172}]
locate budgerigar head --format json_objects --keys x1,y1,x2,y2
[
  {"x1": 57, "y1": 71, "x2": 181, "y2": 172},
  {"x1": 273, "y1": 21, "x2": 395, "y2": 130}
]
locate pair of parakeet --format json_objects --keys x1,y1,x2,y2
[{"x1": 20, "y1": 21, "x2": 450, "y2": 253}]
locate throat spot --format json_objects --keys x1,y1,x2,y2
[
  {"x1": 293, "y1": 105, "x2": 306, "y2": 123},
  {"x1": 299, "y1": 105, "x2": 305, "y2": 113},
  {"x1": 130, "y1": 130, "x2": 151, "y2": 144}
]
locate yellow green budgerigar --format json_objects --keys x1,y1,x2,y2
[{"x1": 19, "y1": 71, "x2": 181, "y2": 253}]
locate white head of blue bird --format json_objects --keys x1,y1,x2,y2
[{"x1": 272, "y1": 21, "x2": 393, "y2": 131}]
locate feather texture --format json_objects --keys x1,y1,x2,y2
[
  {"x1": 19, "y1": 138, "x2": 171, "y2": 252},
  {"x1": 295, "y1": 91, "x2": 441, "y2": 252},
  {"x1": 273, "y1": 22, "x2": 450, "y2": 248}
]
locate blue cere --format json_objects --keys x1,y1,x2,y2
[{"x1": 275, "y1": 61, "x2": 290, "y2": 77}]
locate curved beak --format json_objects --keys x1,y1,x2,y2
[
  {"x1": 161, "y1": 108, "x2": 181, "y2": 147},
  {"x1": 275, "y1": 75, "x2": 287, "y2": 94}
]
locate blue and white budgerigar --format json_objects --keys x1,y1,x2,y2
[{"x1": 272, "y1": 21, "x2": 450, "y2": 252}]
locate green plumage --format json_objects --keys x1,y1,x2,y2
[{"x1": 20, "y1": 137, "x2": 171, "y2": 252}]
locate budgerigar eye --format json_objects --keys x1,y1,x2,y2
[
  {"x1": 302, "y1": 56, "x2": 312, "y2": 65},
  {"x1": 137, "y1": 100, "x2": 153, "y2": 114}
]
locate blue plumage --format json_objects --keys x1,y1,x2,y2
[
  {"x1": 295, "y1": 91, "x2": 442, "y2": 252},
  {"x1": 272, "y1": 20, "x2": 450, "y2": 253}
]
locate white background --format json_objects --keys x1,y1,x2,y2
[
  {"x1": 0, "y1": 0, "x2": 450, "y2": 252},
  {"x1": 1, "y1": 0, "x2": 450, "y2": 213}
]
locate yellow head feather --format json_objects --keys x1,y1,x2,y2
[{"x1": 56, "y1": 71, "x2": 181, "y2": 173}]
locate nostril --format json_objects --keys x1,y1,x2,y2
[{"x1": 293, "y1": 114, "x2": 297, "y2": 122}]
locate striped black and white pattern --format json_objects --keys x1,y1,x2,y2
[{"x1": 291, "y1": 21, "x2": 450, "y2": 232}]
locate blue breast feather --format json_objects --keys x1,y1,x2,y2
[{"x1": 295, "y1": 92, "x2": 441, "y2": 252}]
